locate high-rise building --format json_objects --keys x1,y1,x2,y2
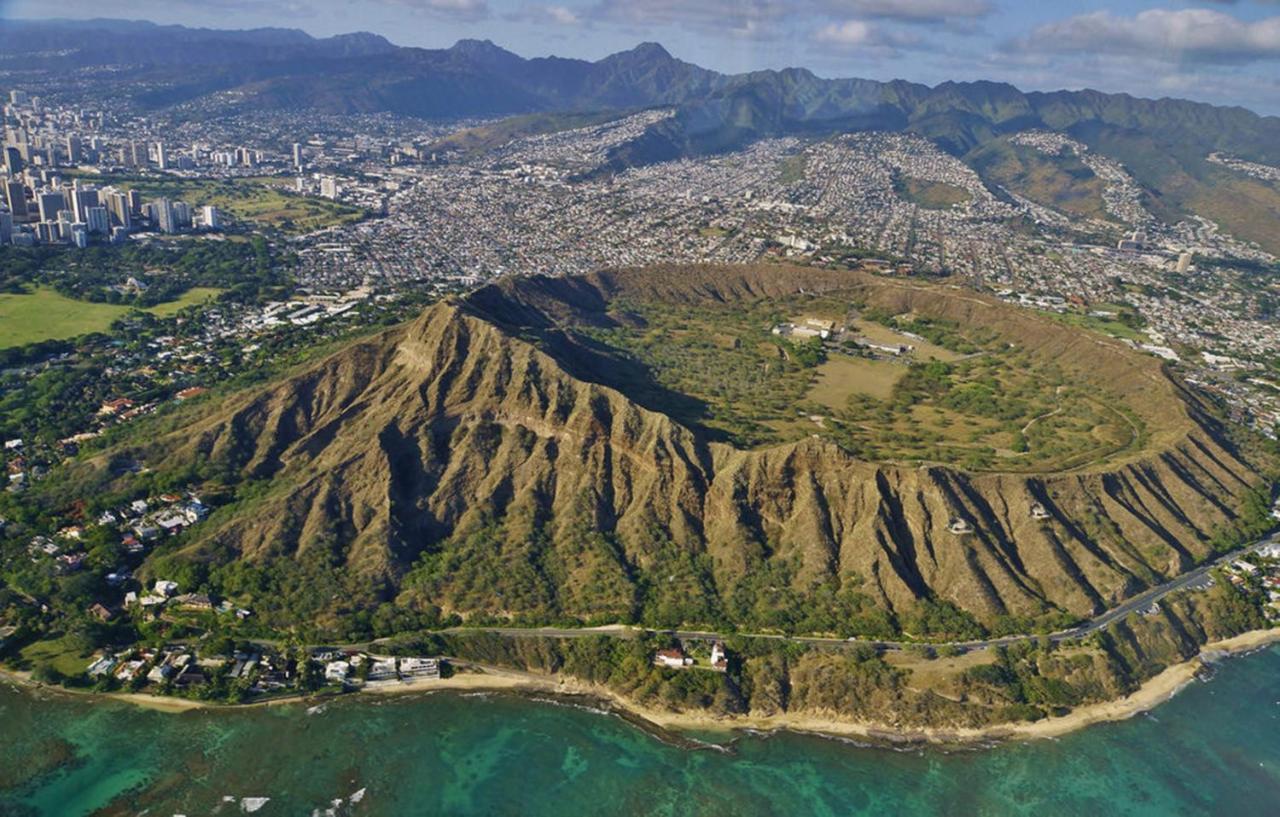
[
  {"x1": 152, "y1": 197, "x2": 176, "y2": 234},
  {"x1": 127, "y1": 189, "x2": 142, "y2": 215},
  {"x1": 106, "y1": 190, "x2": 132, "y2": 229},
  {"x1": 320, "y1": 176, "x2": 339, "y2": 200},
  {"x1": 70, "y1": 223, "x2": 88, "y2": 248},
  {"x1": 130, "y1": 141, "x2": 144, "y2": 167},
  {"x1": 36, "y1": 190, "x2": 65, "y2": 222},
  {"x1": 1176, "y1": 252, "x2": 1193, "y2": 274},
  {"x1": 85, "y1": 205, "x2": 109, "y2": 235},
  {"x1": 0, "y1": 210, "x2": 12, "y2": 245},
  {"x1": 3, "y1": 145, "x2": 22, "y2": 175},
  {"x1": 3, "y1": 180, "x2": 27, "y2": 219},
  {"x1": 172, "y1": 200, "x2": 191, "y2": 228},
  {"x1": 201, "y1": 205, "x2": 221, "y2": 230},
  {"x1": 155, "y1": 141, "x2": 168, "y2": 170},
  {"x1": 293, "y1": 142, "x2": 303, "y2": 170},
  {"x1": 65, "y1": 134, "x2": 82, "y2": 165},
  {"x1": 70, "y1": 185, "x2": 99, "y2": 221}
]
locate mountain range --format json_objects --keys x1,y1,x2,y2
[
  {"x1": 9, "y1": 19, "x2": 1280, "y2": 251},
  {"x1": 7, "y1": 18, "x2": 1279, "y2": 159}
]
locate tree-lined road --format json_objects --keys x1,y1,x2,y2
[{"x1": 429, "y1": 534, "x2": 1279, "y2": 653}]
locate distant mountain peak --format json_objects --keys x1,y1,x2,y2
[
  {"x1": 449, "y1": 38, "x2": 525, "y2": 72},
  {"x1": 322, "y1": 31, "x2": 395, "y2": 55},
  {"x1": 630, "y1": 42, "x2": 672, "y2": 60},
  {"x1": 451, "y1": 38, "x2": 520, "y2": 58}
]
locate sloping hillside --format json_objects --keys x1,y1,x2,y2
[{"x1": 112, "y1": 265, "x2": 1270, "y2": 637}]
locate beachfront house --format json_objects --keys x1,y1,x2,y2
[
  {"x1": 367, "y1": 657, "x2": 398, "y2": 682},
  {"x1": 399, "y1": 657, "x2": 441, "y2": 680},
  {"x1": 325, "y1": 661, "x2": 352, "y2": 684}
]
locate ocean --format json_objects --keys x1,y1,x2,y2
[{"x1": 2, "y1": 645, "x2": 1279, "y2": 817}]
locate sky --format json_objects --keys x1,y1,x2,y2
[{"x1": 4, "y1": 0, "x2": 1280, "y2": 115}]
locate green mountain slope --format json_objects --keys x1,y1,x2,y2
[{"x1": 61, "y1": 265, "x2": 1273, "y2": 640}]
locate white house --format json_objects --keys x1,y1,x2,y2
[
  {"x1": 325, "y1": 661, "x2": 351, "y2": 684},
  {"x1": 653, "y1": 648, "x2": 690, "y2": 669},
  {"x1": 153, "y1": 579, "x2": 179, "y2": 596}
]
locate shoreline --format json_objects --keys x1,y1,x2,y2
[{"x1": 4, "y1": 627, "x2": 1278, "y2": 746}]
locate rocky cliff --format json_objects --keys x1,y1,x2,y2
[{"x1": 140, "y1": 265, "x2": 1270, "y2": 633}]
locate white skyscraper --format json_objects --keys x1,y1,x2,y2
[
  {"x1": 85, "y1": 205, "x2": 109, "y2": 235},
  {"x1": 201, "y1": 205, "x2": 221, "y2": 230}
]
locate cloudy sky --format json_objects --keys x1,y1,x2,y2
[{"x1": 5, "y1": 0, "x2": 1280, "y2": 114}]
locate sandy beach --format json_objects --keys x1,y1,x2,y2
[{"x1": 4, "y1": 627, "x2": 1278, "y2": 745}]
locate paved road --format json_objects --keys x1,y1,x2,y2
[{"x1": 428, "y1": 533, "x2": 1279, "y2": 653}]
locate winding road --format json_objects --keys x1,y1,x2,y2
[{"x1": 425, "y1": 533, "x2": 1279, "y2": 653}]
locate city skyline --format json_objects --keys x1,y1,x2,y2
[{"x1": 4, "y1": 1, "x2": 1280, "y2": 115}]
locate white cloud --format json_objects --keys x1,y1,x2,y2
[
  {"x1": 543, "y1": 5, "x2": 580, "y2": 25},
  {"x1": 813, "y1": 19, "x2": 919, "y2": 52},
  {"x1": 585, "y1": 0, "x2": 789, "y2": 31},
  {"x1": 820, "y1": 0, "x2": 991, "y2": 23},
  {"x1": 386, "y1": 0, "x2": 489, "y2": 22},
  {"x1": 1015, "y1": 9, "x2": 1280, "y2": 64}
]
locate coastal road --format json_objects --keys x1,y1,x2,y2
[{"x1": 425, "y1": 533, "x2": 1279, "y2": 653}]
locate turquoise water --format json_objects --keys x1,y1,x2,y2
[{"x1": 3, "y1": 647, "x2": 1279, "y2": 816}]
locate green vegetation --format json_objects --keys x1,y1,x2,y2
[
  {"x1": 0, "y1": 237, "x2": 286, "y2": 308},
  {"x1": 808, "y1": 356, "x2": 903, "y2": 405},
  {"x1": 575, "y1": 293, "x2": 1141, "y2": 470},
  {"x1": 576, "y1": 297, "x2": 828, "y2": 447},
  {"x1": 1048, "y1": 303, "x2": 1146, "y2": 342},
  {"x1": 69, "y1": 174, "x2": 364, "y2": 235},
  {"x1": 893, "y1": 176, "x2": 971, "y2": 210},
  {"x1": 966, "y1": 139, "x2": 1110, "y2": 222},
  {"x1": 429, "y1": 110, "x2": 628, "y2": 158},
  {"x1": 777, "y1": 153, "x2": 809, "y2": 185},
  {"x1": 0, "y1": 285, "x2": 225, "y2": 348}
]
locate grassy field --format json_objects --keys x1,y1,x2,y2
[
  {"x1": 0, "y1": 286, "x2": 225, "y2": 348},
  {"x1": 808, "y1": 355, "x2": 904, "y2": 405},
  {"x1": 777, "y1": 153, "x2": 809, "y2": 185},
  {"x1": 575, "y1": 291, "x2": 1140, "y2": 471},
  {"x1": 1049, "y1": 308, "x2": 1146, "y2": 342},
  {"x1": 19, "y1": 635, "x2": 91, "y2": 677},
  {"x1": 895, "y1": 177, "x2": 972, "y2": 210},
  {"x1": 74, "y1": 175, "x2": 364, "y2": 236}
]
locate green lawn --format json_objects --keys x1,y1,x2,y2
[
  {"x1": 0, "y1": 285, "x2": 225, "y2": 348},
  {"x1": 19, "y1": 635, "x2": 92, "y2": 677},
  {"x1": 895, "y1": 177, "x2": 972, "y2": 210},
  {"x1": 69, "y1": 174, "x2": 365, "y2": 236},
  {"x1": 1048, "y1": 308, "x2": 1146, "y2": 342},
  {"x1": 807, "y1": 355, "x2": 905, "y2": 405}
]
